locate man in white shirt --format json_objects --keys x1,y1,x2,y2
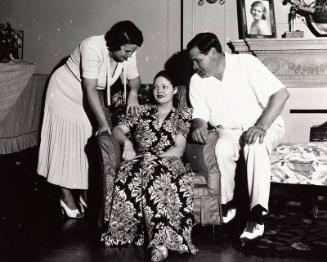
[{"x1": 187, "y1": 32, "x2": 289, "y2": 243}]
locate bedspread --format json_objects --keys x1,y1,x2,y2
[
  {"x1": 270, "y1": 142, "x2": 327, "y2": 186},
  {"x1": 0, "y1": 62, "x2": 48, "y2": 154}
]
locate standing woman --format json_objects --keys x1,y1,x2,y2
[{"x1": 37, "y1": 20, "x2": 143, "y2": 218}]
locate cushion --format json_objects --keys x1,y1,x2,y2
[{"x1": 270, "y1": 142, "x2": 327, "y2": 185}]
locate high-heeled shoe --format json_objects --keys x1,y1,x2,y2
[
  {"x1": 60, "y1": 199, "x2": 84, "y2": 219},
  {"x1": 151, "y1": 246, "x2": 168, "y2": 262},
  {"x1": 79, "y1": 196, "x2": 87, "y2": 214}
]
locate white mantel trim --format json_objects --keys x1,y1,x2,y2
[{"x1": 229, "y1": 38, "x2": 327, "y2": 88}]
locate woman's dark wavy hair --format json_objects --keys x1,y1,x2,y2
[
  {"x1": 153, "y1": 70, "x2": 179, "y2": 107},
  {"x1": 105, "y1": 20, "x2": 143, "y2": 51},
  {"x1": 153, "y1": 70, "x2": 177, "y2": 87},
  {"x1": 186, "y1": 32, "x2": 222, "y2": 54}
]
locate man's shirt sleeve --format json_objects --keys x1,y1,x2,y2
[
  {"x1": 244, "y1": 54, "x2": 285, "y2": 108},
  {"x1": 189, "y1": 74, "x2": 210, "y2": 122}
]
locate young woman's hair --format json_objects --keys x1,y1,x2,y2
[
  {"x1": 251, "y1": 1, "x2": 267, "y2": 20},
  {"x1": 186, "y1": 32, "x2": 222, "y2": 54},
  {"x1": 153, "y1": 70, "x2": 176, "y2": 87},
  {"x1": 105, "y1": 20, "x2": 143, "y2": 51}
]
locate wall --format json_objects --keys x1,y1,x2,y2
[
  {"x1": 1, "y1": 0, "x2": 317, "y2": 80},
  {"x1": 182, "y1": 0, "x2": 239, "y2": 50},
  {"x1": 1, "y1": 0, "x2": 323, "y2": 142},
  {"x1": 182, "y1": 0, "x2": 316, "y2": 50},
  {"x1": 0, "y1": 0, "x2": 181, "y2": 83},
  {"x1": 282, "y1": 88, "x2": 327, "y2": 142}
]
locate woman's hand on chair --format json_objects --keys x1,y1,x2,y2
[{"x1": 126, "y1": 91, "x2": 141, "y2": 115}]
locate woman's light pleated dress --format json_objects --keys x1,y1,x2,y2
[
  {"x1": 37, "y1": 35, "x2": 139, "y2": 190},
  {"x1": 37, "y1": 65, "x2": 92, "y2": 189}
]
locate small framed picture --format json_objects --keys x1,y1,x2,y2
[{"x1": 239, "y1": 0, "x2": 276, "y2": 38}]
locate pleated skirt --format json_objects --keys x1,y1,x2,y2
[{"x1": 37, "y1": 66, "x2": 92, "y2": 189}]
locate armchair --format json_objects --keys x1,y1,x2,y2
[{"x1": 96, "y1": 85, "x2": 223, "y2": 226}]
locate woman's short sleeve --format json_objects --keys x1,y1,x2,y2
[
  {"x1": 118, "y1": 105, "x2": 147, "y2": 129},
  {"x1": 176, "y1": 108, "x2": 192, "y2": 138},
  {"x1": 125, "y1": 52, "x2": 139, "y2": 80},
  {"x1": 80, "y1": 38, "x2": 101, "y2": 79},
  {"x1": 244, "y1": 54, "x2": 285, "y2": 107}
]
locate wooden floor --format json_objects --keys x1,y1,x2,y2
[{"x1": 0, "y1": 148, "x2": 323, "y2": 262}]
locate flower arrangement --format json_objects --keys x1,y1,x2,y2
[{"x1": 0, "y1": 23, "x2": 23, "y2": 62}]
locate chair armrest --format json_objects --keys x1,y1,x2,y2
[
  {"x1": 186, "y1": 131, "x2": 222, "y2": 225},
  {"x1": 185, "y1": 131, "x2": 219, "y2": 183},
  {"x1": 186, "y1": 131, "x2": 221, "y2": 193},
  {"x1": 203, "y1": 131, "x2": 220, "y2": 194},
  {"x1": 96, "y1": 132, "x2": 121, "y2": 169},
  {"x1": 95, "y1": 132, "x2": 121, "y2": 227},
  {"x1": 96, "y1": 132, "x2": 121, "y2": 191},
  {"x1": 185, "y1": 140, "x2": 208, "y2": 179}
]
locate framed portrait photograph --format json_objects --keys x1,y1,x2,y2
[{"x1": 239, "y1": 0, "x2": 276, "y2": 38}]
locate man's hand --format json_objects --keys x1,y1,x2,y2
[
  {"x1": 243, "y1": 125, "x2": 266, "y2": 145},
  {"x1": 242, "y1": 88, "x2": 289, "y2": 145},
  {"x1": 191, "y1": 118, "x2": 208, "y2": 144},
  {"x1": 122, "y1": 140, "x2": 136, "y2": 160},
  {"x1": 126, "y1": 91, "x2": 141, "y2": 115}
]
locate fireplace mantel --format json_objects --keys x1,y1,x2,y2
[{"x1": 229, "y1": 38, "x2": 327, "y2": 88}]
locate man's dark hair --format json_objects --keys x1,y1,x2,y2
[
  {"x1": 105, "y1": 20, "x2": 143, "y2": 51},
  {"x1": 186, "y1": 32, "x2": 222, "y2": 54}
]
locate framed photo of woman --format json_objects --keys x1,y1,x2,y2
[{"x1": 239, "y1": 0, "x2": 276, "y2": 38}]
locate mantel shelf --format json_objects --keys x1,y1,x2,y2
[
  {"x1": 229, "y1": 38, "x2": 327, "y2": 88},
  {"x1": 230, "y1": 38, "x2": 327, "y2": 52}
]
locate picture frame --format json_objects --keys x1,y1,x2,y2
[{"x1": 239, "y1": 0, "x2": 276, "y2": 38}]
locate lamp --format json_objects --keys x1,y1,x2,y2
[{"x1": 282, "y1": 0, "x2": 313, "y2": 37}]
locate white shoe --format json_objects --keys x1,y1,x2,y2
[
  {"x1": 240, "y1": 221, "x2": 264, "y2": 240},
  {"x1": 60, "y1": 200, "x2": 84, "y2": 219},
  {"x1": 222, "y1": 207, "x2": 236, "y2": 224},
  {"x1": 79, "y1": 196, "x2": 87, "y2": 214}
]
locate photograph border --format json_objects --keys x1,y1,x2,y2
[{"x1": 239, "y1": 0, "x2": 276, "y2": 38}]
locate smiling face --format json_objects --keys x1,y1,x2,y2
[
  {"x1": 251, "y1": 3, "x2": 266, "y2": 21},
  {"x1": 110, "y1": 44, "x2": 138, "y2": 62},
  {"x1": 153, "y1": 76, "x2": 177, "y2": 105}
]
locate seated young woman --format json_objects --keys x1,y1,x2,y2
[{"x1": 100, "y1": 70, "x2": 198, "y2": 261}]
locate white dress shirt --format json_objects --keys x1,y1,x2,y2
[{"x1": 189, "y1": 53, "x2": 285, "y2": 130}]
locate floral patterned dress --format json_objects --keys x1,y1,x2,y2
[{"x1": 101, "y1": 105, "x2": 198, "y2": 255}]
